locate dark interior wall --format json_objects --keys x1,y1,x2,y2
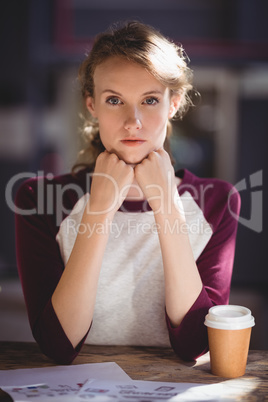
[
  {"x1": 233, "y1": 98, "x2": 268, "y2": 286},
  {"x1": 0, "y1": 0, "x2": 30, "y2": 105},
  {"x1": 73, "y1": 2, "x2": 235, "y2": 41}
]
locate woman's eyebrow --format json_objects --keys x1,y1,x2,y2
[
  {"x1": 101, "y1": 89, "x2": 164, "y2": 96},
  {"x1": 101, "y1": 89, "x2": 122, "y2": 95},
  {"x1": 142, "y1": 90, "x2": 164, "y2": 96}
]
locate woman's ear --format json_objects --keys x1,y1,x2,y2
[
  {"x1": 86, "y1": 96, "x2": 97, "y2": 118},
  {"x1": 169, "y1": 95, "x2": 181, "y2": 119}
]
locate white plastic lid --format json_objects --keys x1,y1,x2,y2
[{"x1": 204, "y1": 305, "x2": 255, "y2": 330}]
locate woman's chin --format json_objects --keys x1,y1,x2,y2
[
  {"x1": 107, "y1": 148, "x2": 149, "y2": 165},
  {"x1": 125, "y1": 157, "x2": 144, "y2": 166}
]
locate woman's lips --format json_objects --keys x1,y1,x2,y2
[{"x1": 120, "y1": 138, "x2": 146, "y2": 147}]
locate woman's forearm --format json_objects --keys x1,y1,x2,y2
[
  {"x1": 51, "y1": 208, "x2": 113, "y2": 348},
  {"x1": 154, "y1": 205, "x2": 203, "y2": 327}
]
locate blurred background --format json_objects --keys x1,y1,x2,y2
[{"x1": 0, "y1": 0, "x2": 267, "y2": 350}]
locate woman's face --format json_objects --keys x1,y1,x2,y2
[{"x1": 86, "y1": 57, "x2": 180, "y2": 165}]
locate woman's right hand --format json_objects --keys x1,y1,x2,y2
[{"x1": 89, "y1": 151, "x2": 135, "y2": 216}]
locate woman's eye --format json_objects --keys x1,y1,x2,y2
[
  {"x1": 106, "y1": 97, "x2": 122, "y2": 105},
  {"x1": 144, "y1": 97, "x2": 159, "y2": 105}
]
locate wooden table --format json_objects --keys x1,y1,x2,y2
[{"x1": 0, "y1": 342, "x2": 268, "y2": 400}]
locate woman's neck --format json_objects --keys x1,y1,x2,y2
[
  {"x1": 125, "y1": 177, "x2": 145, "y2": 200},
  {"x1": 125, "y1": 176, "x2": 181, "y2": 201}
]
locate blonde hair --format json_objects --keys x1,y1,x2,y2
[{"x1": 73, "y1": 21, "x2": 193, "y2": 172}]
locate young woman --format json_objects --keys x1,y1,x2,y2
[{"x1": 15, "y1": 21, "x2": 240, "y2": 364}]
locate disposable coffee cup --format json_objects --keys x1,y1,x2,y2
[{"x1": 204, "y1": 305, "x2": 255, "y2": 378}]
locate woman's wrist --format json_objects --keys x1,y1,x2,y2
[
  {"x1": 153, "y1": 201, "x2": 188, "y2": 237},
  {"x1": 153, "y1": 197, "x2": 185, "y2": 220},
  {"x1": 82, "y1": 199, "x2": 117, "y2": 225}
]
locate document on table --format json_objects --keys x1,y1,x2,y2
[
  {"x1": 77, "y1": 378, "x2": 224, "y2": 401},
  {"x1": 0, "y1": 362, "x2": 130, "y2": 401},
  {"x1": 0, "y1": 362, "x2": 231, "y2": 401}
]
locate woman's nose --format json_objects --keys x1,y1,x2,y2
[{"x1": 124, "y1": 110, "x2": 142, "y2": 131}]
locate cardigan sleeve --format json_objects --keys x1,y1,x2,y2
[
  {"x1": 15, "y1": 178, "x2": 89, "y2": 364},
  {"x1": 166, "y1": 184, "x2": 241, "y2": 361}
]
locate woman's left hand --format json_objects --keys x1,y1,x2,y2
[{"x1": 134, "y1": 148, "x2": 178, "y2": 213}]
